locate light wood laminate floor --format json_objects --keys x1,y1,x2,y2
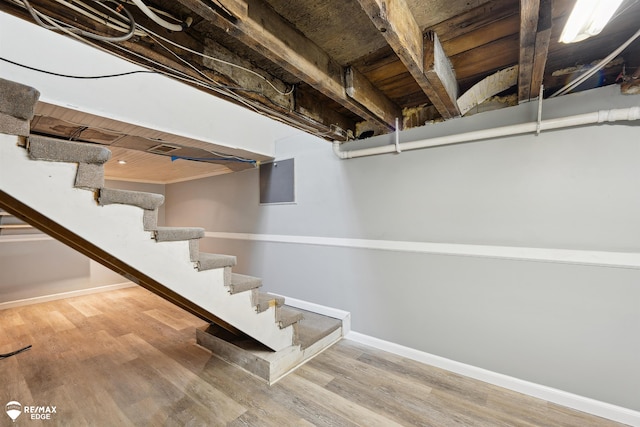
[{"x1": 0, "y1": 287, "x2": 627, "y2": 426}]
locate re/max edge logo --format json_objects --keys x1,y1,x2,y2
[{"x1": 5, "y1": 401, "x2": 57, "y2": 422}]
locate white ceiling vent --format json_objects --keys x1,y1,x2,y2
[{"x1": 147, "y1": 143, "x2": 181, "y2": 155}]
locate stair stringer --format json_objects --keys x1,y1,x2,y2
[{"x1": 0, "y1": 134, "x2": 294, "y2": 351}]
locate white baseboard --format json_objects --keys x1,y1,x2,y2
[
  {"x1": 0, "y1": 234, "x2": 53, "y2": 243},
  {"x1": 346, "y1": 331, "x2": 640, "y2": 426},
  {"x1": 0, "y1": 282, "x2": 136, "y2": 310},
  {"x1": 272, "y1": 293, "x2": 351, "y2": 336}
]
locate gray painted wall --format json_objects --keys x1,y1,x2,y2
[
  {"x1": 0, "y1": 238, "x2": 90, "y2": 303},
  {"x1": 0, "y1": 180, "x2": 165, "y2": 302},
  {"x1": 165, "y1": 86, "x2": 640, "y2": 411}
]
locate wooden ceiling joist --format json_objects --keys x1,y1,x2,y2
[
  {"x1": 356, "y1": 0, "x2": 460, "y2": 119},
  {"x1": 201, "y1": 37, "x2": 292, "y2": 110},
  {"x1": 530, "y1": 0, "x2": 552, "y2": 99},
  {"x1": 346, "y1": 67, "x2": 403, "y2": 127},
  {"x1": 176, "y1": 0, "x2": 400, "y2": 130},
  {"x1": 424, "y1": 31, "x2": 460, "y2": 117},
  {"x1": 294, "y1": 89, "x2": 357, "y2": 139},
  {"x1": 518, "y1": 0, "x2": 551, "y2": 102}
]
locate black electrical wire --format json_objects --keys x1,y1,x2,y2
[
  {"x1": 1, "y1": 56, "x2": 262, "y2": 94},
  {"x1": 0, "y1": 57, "x2": 156, "y2": 79},
  {"x1": 170, "y1": 155, "x2": 256, "y2": 164},
  {"x1": 0, "y1": 345, "x2": 32, "y2": 359}
]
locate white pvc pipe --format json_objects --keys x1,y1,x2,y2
[
  {"x1": 131, "y1": 0, "x2": 184, "y2": 32},
  {"x1": 333, "y1": 106, "x2": 640, "y2": 159}
]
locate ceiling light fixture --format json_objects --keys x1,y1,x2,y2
[{"x1": 559, "y1": 0, "x2": 625, "y2": 43}]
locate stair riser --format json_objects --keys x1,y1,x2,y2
[
  {"x1": 0, "y1": 113, "x2": 29, "y2": 136},
  {"x1": 189, "y1": 239, "x2": 199, "y2": 262},
  {"x1": 255, "y1": 297, "x2": 283, "y2": 313},
  {"x1": 75, "y1": 163, "x2": 104, "y2": 189},
  {"x1": 143, "y1": 209, "x2": 159, "y2": 231}
]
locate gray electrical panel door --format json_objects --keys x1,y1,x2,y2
[{"x1": 259, "y1": 158, "x2": 295, "y2": 204}]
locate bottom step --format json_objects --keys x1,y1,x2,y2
[{"x1": 196, "y1": 307, "x2": 343, "y2": 385}]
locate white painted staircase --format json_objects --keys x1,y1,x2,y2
[{"x1": 0, "y1": 78, "x2": 343, "y2": 382}]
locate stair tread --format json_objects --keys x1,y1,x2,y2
[
  {"x1": 256, "y1": 292, "x2": 285, "y2": 312},
  {"x1": 154, "y1": 226, "x2": 204, "y2": 242},
  {"x1": 99, "y1": 188, "x2": 164, "y2": 210},
  {"x1": 29, "y1": 136, "x2": 111, "y2": 164},
  {"x1": 197, "y1": 253, "x2": 237, "y2": 270},
  {"x1": 277, "y1": 305, "x2": 304, "y2": 328},
  {"x1": 291, "y1": 308, "x2": 343, "y2": 349},
  {"x1": 229, "y1": 273, "x2": 261, "y2": 293}
]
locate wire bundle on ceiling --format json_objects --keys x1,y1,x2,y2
[
  {"x1": 10, "y1": 0, "x2": 343, "y2": 139},
  {"x1": 16, "y1": 0, "x2": 293, "y2": 95},
  {"x1": 128, "y1": 0, "x2": 189, "y2": 32},
  {"x1": 22, "y1": 0, "x2": 137, "y2": 42}
]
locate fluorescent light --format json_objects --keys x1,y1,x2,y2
[{"x1": 559, "y1": 0, "x2": 624, "y2": 43}]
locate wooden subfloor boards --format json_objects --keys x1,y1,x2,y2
[{"x1": 0, "y1": 287, "x2": 628, "y2": 426}]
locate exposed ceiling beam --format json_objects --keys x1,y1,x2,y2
[
  {"x1": 356, "y1": 0, "x2": 460, "y2": 119},
  {"x1": 424, "y1": 31, "x2": 460, "y2": 117},
  {"x1": 176, "y1": 0, "x2": 399, "y2": 130},
  {"x1": 518, "y1": 0, "x2": 539, "y2": 101},
  {"x1": 530, "y1": 0, "x2": 552, "y2": 99},
  {"x1": 295, "y1": 88, "x2": 357, "y2": 139},
  {"x1": 201, "y1": 37, "x2": 292, "y2": 110},
  {"x1": 518, "y1": 0, "x2": 551, "y2": 101},
  {"x1": 346, "y1": 67, "x2": 403, "y2": 127}
]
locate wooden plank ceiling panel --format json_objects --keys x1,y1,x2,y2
[
  {"x1": 406, "y1": 0, "x2": 493, "y2": 31},
  {"x1": 441, "y1": 14, "x2": 520, "y2": 57},
  {"x1": 426, "y1": 0, "x2": 517, "y2": 43},
  {"x1": 264, "y1": 0, "x2": 386, "y2": 64},
  {"x1": 104, "y1": 146, "x2": 237, "y2": 184},
  {"x1": 450, "y1": 33, "x2": 520, "y2": 84}
]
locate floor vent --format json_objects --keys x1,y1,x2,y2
[{"x1": 147, "y1": 143, "x2": 180, "y2": 155}]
